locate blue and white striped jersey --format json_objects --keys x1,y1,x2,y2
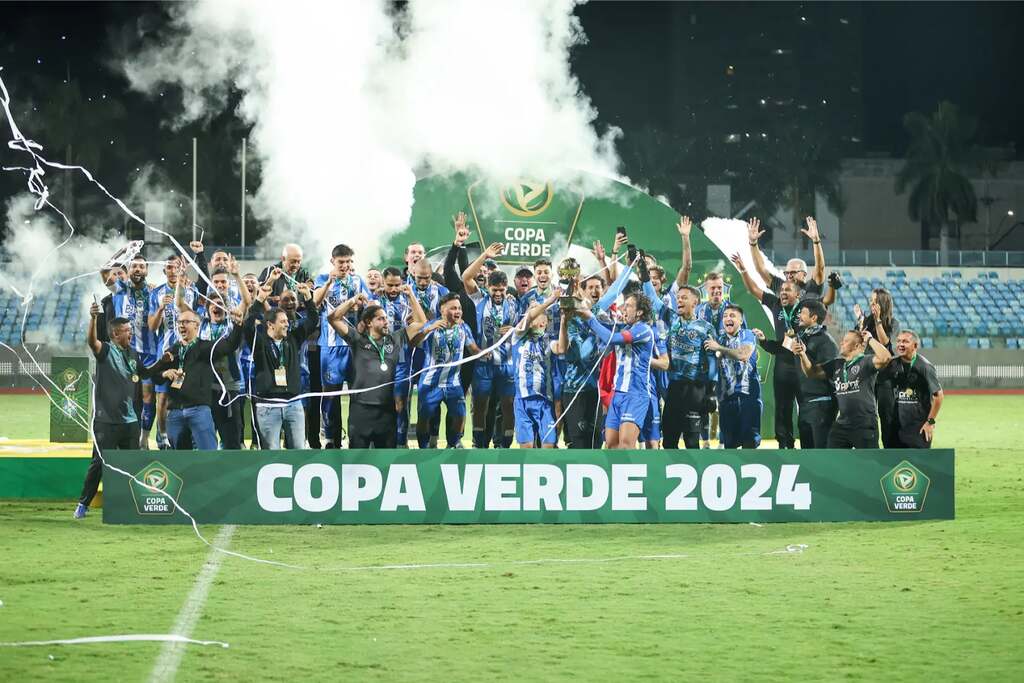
[
  {"x1": 410, "y1": 282, "x2": 449, "y2": 321},
  {"x1": 418, "y1": 322, "x2": 474, "y2": 389},
  {"x1": 611, "y1": 321, "x2": 655, "y2": 394},
  {"x1": 476, "y1": 296, "x2": 519, "y2": 366},
  {"x1": 111, "y1": 281, "x2": 157, "y2": 357},
  {"x1": 314, "y1": 273, "x2": 370, "y2": 348},
  {"x1": 149, "y1": 282, "x2": 201, "y2": 355},
  {"x1": 512, "y1": 330, "x2": 556, "y2": 400},
  {"x1": 718, "y1": 328, "x2": 759, "y2": 398}
]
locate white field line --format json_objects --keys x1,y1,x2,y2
[{"x1": 149, "y1": 525, "x2": 236, "y2": 683}]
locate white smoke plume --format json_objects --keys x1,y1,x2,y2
[{"x1": 122, "y1": 0, "x2": 621, "y2": 271}]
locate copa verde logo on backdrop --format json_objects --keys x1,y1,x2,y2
[{"x1": 467, "y1": 179, "x2": 584, "y2": 263}]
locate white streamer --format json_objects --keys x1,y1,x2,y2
[{"x1": 0, "y1": 634, "x2": 228, "y2": 648}]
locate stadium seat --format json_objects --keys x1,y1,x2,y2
[
  {"x1": 1007, "y1": 339, "x2": 1019, "y2": 350},
  {"x1": 967, "y1": 338, "x2": 979, "y2": 349},
  {"x1": 979, "y1": 338, "x2": 992, "y2": 350},
  {"x1": 921, "y1": 337, "x2": 935, "y2": 348}
]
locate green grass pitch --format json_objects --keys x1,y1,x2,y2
[{"x1": 1, "y1": 394, "x2": 1022, "y2": 680}]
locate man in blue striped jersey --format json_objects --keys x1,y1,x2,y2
[
  {"x1": 704, "y1": 304, "x2": 761, "y2": 449},
  {"x1": 560, "y1": 276, "x2": 608, "y2": 449},
  {"x1": 407, "y1": 258, "x2": 449, "y2": 447},
  {"x1": 469, "y1": 270, "x2": 519, "y2": 448},
  {"x1": 107, "y1": 255, "x2": 157, "y2": 448},
  {"x1": 313, "y1": 244, "x2": 371, "y2": 448},
  {"x1": 662, "y1": 285, "x2": 718, "y2": 449},
  {"x1": 372, "y1": 267, "x2": 415, "y2": 445},
  {"x1": 575, "y1": 292, "x2": 656, "y2": 450},
  {"x1": 412, "y1": 293, "x2": 481, "y2": 448},
  {"x1": 512, "y1": 290, "x2": 561, "y2": 448}
]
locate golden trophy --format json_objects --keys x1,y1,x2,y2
[{"x1": 557, "y1": 257, "x2": 581, "y2": 311}]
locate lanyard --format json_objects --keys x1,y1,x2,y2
[
  {"x1": 907, "y1": 354, "x2": 918, "y2": 371},
  {"x1": 112, "y1": 344, "x2": 137, "y2": 375},
  {"x1": 271, "y1": 339, "x2": 287, "y2": 368},
  {"x1": 780, "y1": 304, "x2": 797, "y2": 331},
  {"x1": 366, "y1": 333, "x2": 387, "y2": 366},
  {"x1": 842, "y1": 353, "x2": 864, "y2": 383},
  {"x1": 444, "y1": 326, "x2": 460, "y2": 356},
  {"x1": 210, "y1": 322, "x2": 226, "y2": 340},
  {"x1": 178, "y1": 340, "x2": 196, "y2": 370},
  {"x1": 417, "y1": 286, "x2": 432, "y2": 313}
]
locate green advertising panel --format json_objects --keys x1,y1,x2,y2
[
  {"x1": 384, "y1": 174, "x2": 778, "y2": 437},
  {"x1": 102, "y1": 449, "x2": 954, "y2": 525},
  {"x1": 49, "y1": 356, "x2": 90, "y2": 443}
]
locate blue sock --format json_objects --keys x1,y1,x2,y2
[{"x1": 141, "y1": 401, "x2": 155, "y2": 431}]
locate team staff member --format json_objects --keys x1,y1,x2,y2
[
  {"x1": 747, "y1": 216, "x2": 827, "y2": 301},
  {"x1": 246, "y1": 272, "x2": 318, "y2": 449},
  {"x1": 799, "y1": 329, "x2": 892, "y2": 449},
  {"x1": 258, "y1": 243, "x2": 311, "y2": 300},
  {"x1": 75, "y1": 306, "x2": 162, "y2": 519},
  {"x1": 787, "y1": 299, "x2": 839, "y2": 448},
  {"x1": 328, "y1": 285, "x2": 428, "y2": 448},
  {"x1": 730, "y1": 253, "x2": 803, "y2": 449},
  {"x1": 882, "y1": 330, "x2": 943, "y2": 448},
  {"x1": 663, "y1": 285, "x2": 717, "y2": 449},
  {"x1": 576, "y1": 292, "x2": 655, "y2": 450},
  {"x1": 856, "y1": 288, "x2": 899, "y2": 447},
  {"x1": 704, "y1": 305, "x2": 761, "y2": 449},
  {"x1": 144, "y1": 308, "x2": 242, "y2": 450}
]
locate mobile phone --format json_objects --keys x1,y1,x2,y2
[{"x1": 616, "y1": 226, "x2": 627, "y2": 239}]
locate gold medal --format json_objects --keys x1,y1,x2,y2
[{"x1": 131, "y1": 374, "x2": 139, "y2": 383}]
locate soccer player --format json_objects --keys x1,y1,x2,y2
[
  {"x1": 798, "y1": 329, "x2": 892, "y2": 449},
  {"x1": 366, "y1": 268, "x2": 383, "y2": 295},
  {"x1": 408, "y1": 257, "x2": 450, "y2": 447},
  {"x1": 704, "y1": 305, "x2": 761, "y2": 449},
  {"x1": 106, "y1": 255, "x2": 157, "y2": 448},
  {"x1": 882, "y1": 330, "x2": 943, "y2": 448},
  {"x1": 560, "y1": 276, "x2": 608, "y2": 449},
  {"x1": 145, "y1": 308, "x2": 242, "y2": 450},
  {"x1": 575, "y1": 292, "x2": 655, "y2": 450},
  {"x1": 403, "y1": 241, "x2": 426, "y2": 280},
  {"x1": 313, "y1": 244, "x2": 371, "y2": 448},
  {"x1": 149, "y1": 249, "x2": 204, "y2": 449},
  {"x1": 729, "y1": 252, "x2": 803, "y2": 449},
  {"x1": 662, "y1": 285, "x2": 718, "y2": 449},
  {"x1": 512, "y1": 291, "x2": 561, "y2": 448},
  {"x1": 412, "y1": 293, "x2": 481, "y2": 448},
  {"x1": 470, "y1": 270, "x2": 519, "y2": 448},
  {"x1": 75, "y1": 304, "x2": 161, "y2": 518},
  {"x1": 328, "y1": 285, "x2": 428, "y2": 448},
  {"x1": 245, "y1": 273, "x2": 319, "y2": 449},
  {"x1": 787, "y1": 299, "x2": 839, "y2": 448}
]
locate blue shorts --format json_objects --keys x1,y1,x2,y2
[
  {"x1": 640, "y1": 394, "x2": 661, "y2": 443},
  {"x1": 240, "y1": 358, "x2": 254, "y2": 394},
  {"x1": 472, "y1": 363, "x2": 514, "y2": 398},
  {"x1": 417, "y1": 384, "x2": 466, "y2": 422},
  {"x1": 719, "y1": 393, "x2": 762, "y2": 448},
  {"x1": 605, "y1": 391, "x2": 650, "y2": 432},
  {"x1": 320, "y1": 345, "x2": 351, "y2": 387},
  {"x1": 514, "y1": 396, "x2": 556, "y2": 445},
  {"x1": 139, "y1": 352, "x2": 158, "y2": 388},
  {"x1": 392, "y1": 360, "x2": 411, "y2": 398}
]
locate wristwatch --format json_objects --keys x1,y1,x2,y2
[{"x1": 926, "y1": 418, "x2": 936, "y2": 425}]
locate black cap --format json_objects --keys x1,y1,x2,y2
[
  {"x1": 515, "y1": 267, "x2": 534, "y2": 278},
  {"x1": 483, "y1": 259, "x2": 499, "y2": 270}
]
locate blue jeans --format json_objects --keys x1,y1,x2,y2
[
  {"x1": 167, "y1": 405, "x2": 218, "y2": 451},
  {"x1": 256, "y1": 401, "x2": 305, "y2": 449}
]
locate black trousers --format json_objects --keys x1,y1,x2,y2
[
  {"x1": 561, "y1": 387, "x2": 603, "y2": 449},
  {"x1": 348, "y1": 401, "x2": 398, "y2": 448},
  {"x1": 211, "y1": 390, "x2": 242, "y2": 450},
  {"x1": 827, "y1": 423, "x2": 879, "y2": 449},
  {"x1": 797, "y1": 398, "x2": 837, "y2": 449},
  {"x1": 774, "y1": 362, "x2": 801, "y2": 449},
  {"x1": 662, "y1": 379, "x2": 707, "y2": 449},
  {"x1": 876, "y1": 378, "x2": 899, "y2": 448},
  {"x1": 79, "y1": 421, "x2": 141, "y2": 507},
  {"x1": 893, "y1": 426, "x2": 931, "y2": 449},
  {"x1": 306, "y1": 346, "x2": 322, "y2": 449}
]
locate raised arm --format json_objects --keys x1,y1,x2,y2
[
  {"x1": 518, "y1": 290, "x2": 559, "y2": 331},
  {"x1": 462, "y1": 242, "x2": 504, "y2": 296},
  {"x1": 86, "y1": 302, "x2": 103, "y2": 355},
  {"x1": 148, "y1": 289, "x2": 172, "y2": 332},
  {"x1": 189, "y1": 241, "x2": 210, "y2": 296},
  {"x1": 801, "y1": 217, "x2": 826, "y2": 286},
  {"x1": 326, "y1": 293, "x2": 367, "y2": 339},
  {"x1": 591, "y1": 240, "x2": 611, "y2": 287},
  {"x1": 865, "y1": 331, "x2": 892, "y2": 368},
  {"x1": 400, "y1": 283, "x2": 428, "y2": 340},
  {"x1": 675, "y1": 216, "x2": 693, "y2": 287},
  {"x1": 791, "y1": 339, "x2": 826, "y2": 379},
  {"x1": 551, "y1": 310, "x2": 571, "y2": 355},
  {"x1": 608, "y1": 231, "x2": 628, "y2": 282},
  {"x1": 729, "y1": 253, "x2": 765, "y2": 302},
  {"x1": 227, "y1": 256, "x2": 252, "y2": 313},
  {"x1": 704, "y1": 335, "x2": 755, "y2": 362},
  {"x1": 746, "y1": 218, "x2": 774, "y2": 285}
]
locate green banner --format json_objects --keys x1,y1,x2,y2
[
  {"x1": 49, "y1": 356, "x2": 90, "y2": 443},
  {"x1": 102, "y1": 449, "x2": 954, "y2": 525}
]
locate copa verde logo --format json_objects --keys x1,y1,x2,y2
[
  {"x1": 880, "y1": 460, "x2": 930, "y2": 513},
  {"x1": 130, "y1": 461, "x2": 184, "y2": 515},
  {"x1": 500, "y1": 180, "x2": 554, "y2": 217}
]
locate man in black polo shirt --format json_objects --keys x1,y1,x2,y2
[
  {"x1": 75, "y1": 305, "x2": 162, "y2": 518},
  {"x1": 327, "y1": 285, "x2": 428, "y2": 448},
  {"x1": 730, "y1": 252, "x2": 803, "y2": 449},
  {"x1": 145, "y1": 308, "x2": 242, "y2": 450},
  {"x1": 798, "y1": 329, "x2": 892, "y2": 448},
  {"x1": 246, "y1": 274, "x2": 319, "y2": 449},
  {"x1": 881, "y1": 330, "x2": 944, "y2": 448},
  {"x1": 790, "y1": 299, "x2": 839, "y2": 448}
]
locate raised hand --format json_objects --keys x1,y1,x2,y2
[
  {"x1": 747, "y1": 217, "x2": 765, "y2": 245},
  {"x1": 677, "y1": 215, "x2": 693, "y2": 237},
  {"x1": 90, "y1": 302, "x2": 101, "y2": 318},
  {"x1": 453, "y1": 211, "x2": 471, "y2": 246},
  {"x1": 592, "y1": 240, "x2": 607, "y2": 262},
  {"x1": 269, "y1": 266, "x2": 283, "y2": 282},
  {"x1": 227, "y1": 255, "x2": 240, "y2": 276},
  {"x1": 729, "y1": 253, "x2": 745, "y2": 271},
  {"x1": 399, "y1": 283, "x2": 414, "y2": 297},
  {"x1": 751, "y1": 328, "x2": 766, "y2": 341},
  {"x1": 161, "y1": 293, "x2": 173, "y2": 307},
  {"x1": 189, "y1": 240, "x2": 204, "y2": 253},
  {"x1": 612, "y1": 231, "x2": 628, "y2": 254},
  {"x1": 484, "y1": 242, "x2": 505, "y2": 259},
  {"x1": 860, "y1": 329, "x2": 874, "y2": 346},
  {"x1": 801, "y1": 216, "x2": 820, "y2": 243}
]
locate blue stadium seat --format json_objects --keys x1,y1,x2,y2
[
  {"x1": 979, "y1": 338, "x2": 992, "y2": 349},
  {"x1": 921, "y1": 337, "x2": 935, "y2": 349},
  {"x1": 966, "y1": 338, "x2": 979, "y2": 349},
  {"x1": 1007, "y1": 339, "x2": 1019, "y2": 350}
]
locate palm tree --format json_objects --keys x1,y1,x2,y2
[{"x1": 895, "y1": 101, "x2": 981, "y2": 262}]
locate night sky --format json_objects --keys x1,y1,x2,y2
[{"x1": 1, "y1": 1, "x2": 1022, "y2": 241}]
